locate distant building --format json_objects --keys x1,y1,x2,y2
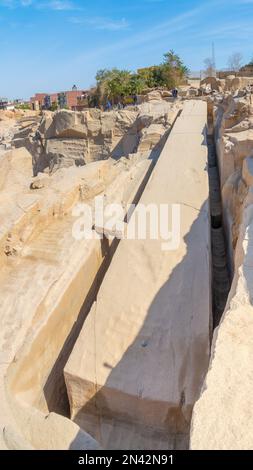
[
  {"x1": 64, "y1": 90, "x2": 88, "y2": 110},
  {"x1": 30, "y1": 93, "x2": 48, "y2": 110},
  {"x1": 76, "y1": 93, "x2": 90, "y2": 110},
  {"x1": 58, "y1": 92, "x2": 68, "y2": 109},
  {"x1": 44, "y1": 95, "x2": 51, "y2": 110},
  {"x1": 50, "y1": 93, "x2": 58, "y2": 109},
  {"x1": 0, "y1": 98, "x2": 15, "y2": 110},
  {"x1": 44, "y1": 93, "x2": 58, "y2": 110},
  {"x1": 30, "y1": 88, "x2": 90, "y2": 111},
  {"x1": 0, "y1": 98, "x2": 8, "y2": 110},
  {"x1": 57, "y1": 90, "x2": 90, "y2": 110}
]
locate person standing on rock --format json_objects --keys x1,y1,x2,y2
[
  {"x1": 105, "y1": 100, "x2": 112, "y2": 111},
  {"x1": 172, "y1": 88, "x2": 178, "y2": 99}
]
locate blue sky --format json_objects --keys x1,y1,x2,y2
[{"x1": 0, "y1": 0, "x2": 253, "y2": 99}]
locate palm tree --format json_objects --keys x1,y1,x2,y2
[
  {"x1": 163, "y1": 50, "x2": 189, "y2": 79},
  {"x1": 163, "y1": 50, "x2": 183, "y2": 68}
]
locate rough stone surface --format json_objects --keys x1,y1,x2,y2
[
  {"x1": 242, "y1": 156, "x2": 253, "y2": 186},
  {"x1": 0, "y1": 101, "x2": 178, "y2": 450},
  {"x1": 13, "y1": 102, "x2": 180, "y2": 175},
  {"x1": 0, "y1": 112, "x2": 15, "y2": 157},
  {"x1": 200, "y1": 77, "x2": 222, "y2": 92},
  {"x1": 190, "y1": 91, "x2": 253, "y2": 450},
  {"x1": 64, "y1": 101, "x2": 210, "y2": 450},
  {"x1": 191, "y1": 202, "x2": 253, "y2": 449},
  {"x1": 145, "y1": 90, "x2": 163, "y2": 101},
  {"x1": 225, "y1": 76, "x2": 253, "y2": 93},
  {"x1": 214, "y1": 95, "x2": 253, "y2": 268}
]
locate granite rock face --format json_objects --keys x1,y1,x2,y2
[
  {"x1": 214, "y1": 95, "x2": 253, "y2": 268},
  {"x1": 190, "y1": 93, "x2": 253, "y2": 450},
  {"x1": 0, "y1": 101, "x2": 180, "y2": 450},
  {"x1": 13, "y1": 102, "x2": 180, "y2": 175}
]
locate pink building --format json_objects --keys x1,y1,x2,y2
[
  {"x1": 65, "y1": 90, "x2": 85, "y2": 109},
  {"x1": 50, "y1": 93, "x2": 58, "y2": 104},
  {"x1": 30, "y1": 93, "x2": 47, "y2": 109},
  {"x1": 30, "y1": 89, "x2": 90, "y2": 110}
]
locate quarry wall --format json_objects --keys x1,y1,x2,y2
[{"x1": 191, "y1": 94, "x2": 253, "y2": 449}]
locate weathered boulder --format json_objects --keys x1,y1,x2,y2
[
  {"x1": 145, "y1": 90, "x2": 163, "y2": 101},
  {"x1": 187, "y1": 87, "x2": 199, "y2": 97},
  {"x1": 161, "y1": 90, "x2": 172, "y2": 98},
  {"x1": 138, "y1": 123, "x2": 167, "y2": 152},
  {"x1": 44, "y1": 110, "x2": 88, "y2": 139},
  {"x1": 215, "y1": 97, "x2": 253, "y2": 188},
  {"x1": 200, "y1": 76, "x2": 221, "y2": 92}
]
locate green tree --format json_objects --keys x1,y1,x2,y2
[
  {"x1": 138, "y1": 66, "x2": 160, "y2": 88},
  {"x1": 163, "y1": 50, "x2": 189, "y2": 85},
  {"x1": 92, "y1": 50, "x2": 188, "y2": 108},
  {"x1": 95, "y1": 68, "x2": 132, "y2": 104},
  {"x1": 128, "y1": 74, "x2": 146, "y2": 94},
  {"x1": 163, "y1": 50, "x2": 182, "y2": 68}
]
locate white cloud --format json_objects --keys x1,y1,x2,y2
[
  {"x1": 45, "y1": 0, "x2": 75, "y2": 10},
  {"x1": 70, "y1": 16, "x2": 129, "y2": 31},
  {"x1": 36, "y1": 0, "x2": 76, "y2": 10},
  {"x1": 69, "y1": 0, "x2": 227, "y2": 65},
  {"x1": 71, "y1": 6, "x2": 203, "y2": 63},
  {"x1": 21, "y1": 0, "x2": 33, "y2": 5},
  {"x1": 0, "y1": 0, "x2": 77, "y2": 9}
]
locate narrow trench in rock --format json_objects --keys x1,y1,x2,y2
[{"x1": 207, "y1": 116, "x2": 231, "y2": 329}]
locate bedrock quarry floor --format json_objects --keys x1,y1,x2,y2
[{"x1": 0, "y1": 100, "x2": 231, "y2": 450}]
